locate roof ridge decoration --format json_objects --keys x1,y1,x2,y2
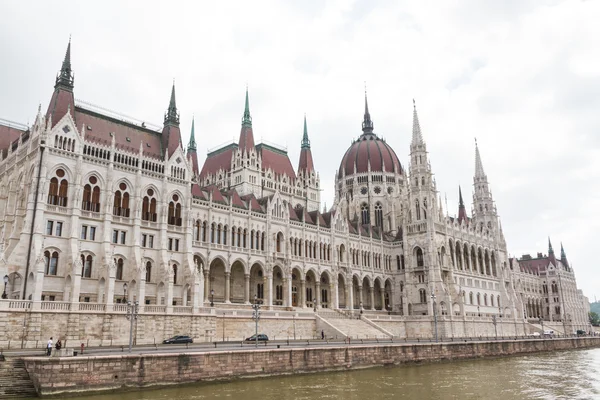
[
  {"x1": 242, "y1": 86, "x2": 252, "y2": 128},
  {"x1": 187, "y1": 117, "x2": 197, "y2": 152},
  {"x1": 474, "y1": 138, "x2": 486, "y2": 178},
  {"x1": 56, "y1": 37, "x2": 74, "y2": 90},
  {"x1": 301, "y1": 114, "x2": 310, "y2": 149},
  {"x1": 164, "y1": 82, "x2": 180, "y2": 125},
  {"x1": 411, "y1": 99, "x2": 424, "y2": 146},
  {"x1": 361, "y1": 88, "x2": 374, "y2": 135}
]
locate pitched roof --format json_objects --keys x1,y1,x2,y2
[
  {"x1": 257, "y1": 143, "x2": 296, "y2": 179},
  {"x1": 0, "y1": 123, "x2": 26, "y2": 158},
  {"x1": 75, "y1": 107, "x2": 163, "y2": 159},
  {"x1": 199, "y1": 144, "x2": 235, "y2": 179}
]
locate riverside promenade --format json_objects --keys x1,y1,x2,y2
[{"x1": 19, "y1": 337, "x2": 600, "y2": 397}]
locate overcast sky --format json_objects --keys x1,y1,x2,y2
[{"x1": 1, "y1": 0, "x2": 598, "y2": 301}]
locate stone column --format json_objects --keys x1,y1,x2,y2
[
  {"x1": 369, "y1": 287, "x2": 375, "y2": 310},
  {"x1": 358, "y1": 285, "x2": 363, "y2": 309},
  {"x1": 225, "y1": 272, "x2": 231, "y2": 303},
  {"x1": 347, "y1": 283, "x2": 353, "y2": 310},
  {"x1": 244, "y1": 274, "x2": 250, "y2": 304},
  {"x1": 166, "y1": 273, "x2": 174, "y2": 312},
  {"x1": 137, "y1": 270, "x2": 146, "y2": 312},
  {"x1": 332, "y1": 283, "x2": 338, "y2": 309},
  {"x1": 203, "y1": 270, "x2": 210, "y2": 303},
  {"x1": 315, "y1": 282, "x2": 321, "y2": 309},
  {"x1": 380, "y1": 289, "x2": 385, "y2": 310},
  {"x1": 105, "y1": 264, "x2": 116, "y2": 310},
  {"x1": 300, "y1": 279, "x2": 306, "y2": 308},
  {"x1": 267, "y1": 274, "x2": 273, "y2": 307},
  {"x1": 286, "y1": 278, "x2": 292, "y2": 308}
]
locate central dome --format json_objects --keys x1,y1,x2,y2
[{"x1": 338, "y1": 133, "x2": 403, "y2": 179}]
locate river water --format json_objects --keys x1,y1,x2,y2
[{"x1": 62, "y1": 348, "x2": 600, "y2": 400}]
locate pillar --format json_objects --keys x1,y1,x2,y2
[
  {"x1": 286, "y1": 278, "x2": 292, "y2": 308},
  {"x1": 315, "y1": 282, "x2": 321, "y2": 308},
  {"x1": 244, "y1": 274, "x2": 250, "y2": 304},
  {"x1": 224, "y1": 272, "x2": 231, "y2": 303},
  {"x1": 370, "y1": 287, "x2": 375, "y2": 310},
  {"x1": 203, "y1": 270, "x2": 209, "y2": 303},
  {"x1": 358, "y1": 285, "x2": 363, "y2": 309},
  {"x1": 300, "y1": 279, "x2": 306, "y2": 308},
  {"x1": 331, "y1": 283, "x2": 338, "y2": 309},
  {"x1": 347, "y1": 283, "x2": 353, "y2": 310},
  {"x1": 267, "y1": 274, "x2": 273, "y2": 307}
]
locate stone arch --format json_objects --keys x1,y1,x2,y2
[
  {"x1": 272, "y1": 264, "x2": 285, "y2": 306},
  {"x1": 250, "y1": 262, "x2": 265, "y2": 302},
  {"x1": 208, "y1": 257, "x2": 226, "y2": 304},
  {"x1": 291, "y1": 266, "x2": 302, "y2": 307},
  {"x1": 230, "y1": 260, "x2": 246, "y2": 303},
  {"x1": 373, "y1": 277, "x2": 384, "y2": 310},
  {"x1": 352, "y1": 275, "x2": 361, "y2": 309},
  {"x1": 361, "y1": 275, "x2": 373, "y2": 309},
  {"x1": 305, "y1": 269, "x2": 318, "y2": 308},
  {"x1": 384, "y1": 278, "x2": 393, "y2": 310},
  {"x1": 337, "y1": 273, "x2": 347, "y2": 309},
  {"x1": 319, "y1": 271, "x2": 331, "y2": 308}
]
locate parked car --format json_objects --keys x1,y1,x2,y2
[
  {"x1": 542, "y1": 330, "x2": 554, "y2": 337},
  {"x1": 576, "y1": 330, "x2": 586, "y2": 336},
  {"x1": 245, "y1": 334, "x2": 269, "y2": 342},
  {"x1": 528, "y1": 332, "x2": 541, "y2": 337},
  {"x1": 163, "y1": 335, "x2": 193, "y2": 344}
]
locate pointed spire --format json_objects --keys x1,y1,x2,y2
[
  {"x1": 55, "y1": 37, "x2": 74, "y2": 90},
  {"x1": 164, "y1": 82, "x2": 180, "y2": 125},
  {"x1": 548, "y1": 237, "x2": 554, "y2": 255},
  {"x1": 560, "y1": 242, "x2": 566, "y2": 259},
  {"x1": 187, "y1": 117, "x2": 197, "y2": 152},
  {"x1": 361, "y1": 88, "x2": 374, "y2": 134},
  {"x1": 301, "y1": 114, "x2": 310, "y2": 149},
  {"x1": 242, "y1": 86, "x2": 252, "y2": 127},
  {"x1": 458, "y1": 185, "x2": 468, "y2": 224},
  {"x1": 411, "y1": 99, "x2": 424, "y2": 146},
  {"x1": 474, "y1": 138, "x2": 486, "y2": 178},
  {"x1": 459, "y1": 186, "x2": 465, "y2": 207}
]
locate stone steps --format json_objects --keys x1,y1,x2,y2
[
  {"x1": 0, "y1": 358, "x2": 38, "y2": 399},
  {"x1": 325, "y1": 317, "x2": 389, "y2": 339}
]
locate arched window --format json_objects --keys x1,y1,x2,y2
[
  {"x1": 415, "y1": 247, "x2": 424, "y2": 267},
  {"x1": 82, "y1": 176, "x2": 101, "y2": 212},
  {"x1": 44, "y1": 251, "x2": 59, "y2": 275},
  {"x1": 374, "y1": 202, "x2": 383, "y2": 228},
  {"x1": 112, "y1": 182, "x2": 130, "y2": 217},
  {"x1": 142, "y1": 188, "x2": 158, "y2": 222},
  {"x1": 477, "y1": 293, "x2": 481, "y2": 306},
  {"x1": 168, "y1": 194, "x2": 182, "y2": 226},
  {"x1": 81, "y1": 254, "x2": 93, "y2": 278},
  {"x1": 194, "y1": 220, "x2": 201, "y2": 241},
  {"x1": 360, "y1": 203, "x2": 370, "y2": 225},
  {"x1": 415, "y1": 199, "x2": 421, "y2": 220},
  {"x1": 173, "y1": 265, "x2": 178, "y2": 285},
  {"x1": 469, "y1": 292, "x2": 473, "y2": 304},
  {"x1": 48, "y1": 169, "x2": 69, "y2": 206},
  {"x1": 145, "y1": 261, "x2": 152, "y2": 283},
  {"x1": 419, "y1": 289, "x2": 427, "y2": 303},
  {"x1": 484, "y1": 293, "x2": 488, "y2": 306},
  {"x1": 115, "y1": 258, "x2": 124, "y2": 280}
]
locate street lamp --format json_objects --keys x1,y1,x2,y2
[
  {"x1": 252, "y1": 294, "x2": 261, "y2": 348},
  {"x1": 477, "y1": 305, "x2": 480, "y2": 317},
  {"x1": 539, "y1": 317, "x2": 544, "y2": 336},
  {"x1": 2, "y1": 274, "x2": 8, "y2": 299},
  {"x1": 313, "y1": 298, "x2": 317, "y2": 312},
  {"x1": 222, "y1": 312, "x2": 226, "y2": 342},
  {"x1": 123, "y1": 282, "x2": 128, "y2": 303},
  {"x1": 492, "y1": 314, "x2": 498, "y2": 339},
  {"x1": 359, "y1": 301, "x2": 363, "y2": 315},
  {"x1": 125, "y1": 300, "x2": 139, "y2": 353},
  {"x1": 210, "y1": 289, "x2": 214, "y2": 307},
  {"x1": 431, "y1": 290, "x2": 438, "y2": 343}
]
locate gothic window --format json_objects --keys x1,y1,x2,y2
[
  {"x1": 415, "y1": 199, "x2": 421, "y2": 220},
  {"x1": 469, "y1": 292, "x2": 473, "y2": 304},
  {"x1": 115, "y1": 258, "x2": 124, "y2": 280},
  {"x1": 82, "y1": 176, "x2": 101, "y2": 212},
  {"x1": 374, "y1": 186, "x2": 381, "y2": 194},
  {"x1": 415, "y1": 247, "x2": 424, "y2": 267},
  {"x1": 81, "y1": 254, "x2": 93, "y2": 278},
  {"x1": 477, "y1": 293, "x2": 481, "y2": 306},
  {"x1": 113, "y1": 182, "x2": 130, "y2": 217},
  {"x1": 168, "y1": 194, "x2": 182, "y2": 226},
  {"x1": 142, "y1": 188, "x2": 158, "y2": 222},
  {"x1": 44, "y1": 251, "x2": 59, "y2": 275},
  {"x1": 360, "y1": 187, "x2": 367, "y2": 195},
  {"x1": 374, "y1": 202, "x2": 383, "y2": 228},
  {"x1": 47, "y1": 169, "x2": 69, "y2": 207},
  {"x1": 419, "y1": 289, "x2": 427, "y2": 303},
  {"x1": 421, "y1": 177, "x2": 425, "y2": 186},
  {"x1": 194, "y1": 220, "x2": 201, "y2": 241},
  {"x1": 145, "y1": 261, "x2": 152, "y2": 283},
  {"x1": 173, "y1": 264, "x2": 178, "y2": 285},
  {"x1": 484, "y1": 294, "x2": 488, "y2": 306},
  {"x1": 361, "y1": 203, "x2": 370, "y2": 225}
]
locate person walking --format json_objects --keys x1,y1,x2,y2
[
  {"x1": 46, "y1": 337, "x2": 53, "y2": 356},
  {"x1": 321, "y1": 330, "x2": 324, "y2": 340}
]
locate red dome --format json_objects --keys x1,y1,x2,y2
[{"x1": 338, "y1": 133, "x2": 403, "y2": 179}]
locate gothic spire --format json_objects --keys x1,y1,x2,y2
[
  {"x1": 242, "y1": 86, "x2": 252, "y2": 127},
  {"x1": 164, "y1": 82, "x2": 180, "y2": 125},
  {"x1": 187, "y1": 117, "x2": 197, "y2": 152},
  {"x1": 55, "y1": 37, "x2": 74, "y2": 90},
  {"x1": 411, "y1": 99, "x2": 424, "y2": 146},
  {"x1": 560, "y1": 242, "x2": 566, "y2": 259},
  {"x1": 458, "y1": 185, "x2": 468, "y2": 224},
  {"x1": 361, "y1": 90, "x2": 374, "y2": 134},
  {"x1": 459, "y1": 186, "x2": 465, "y2": 207},
  {"x1": 475, "y1": 138, "x2": 486, "y2": 178},
  {"x1": 301, "y1": 114, "x2": 310, "y2": 149},
  {"x1": 548, "y1": 237, "x2": 554, "y2": 255}
]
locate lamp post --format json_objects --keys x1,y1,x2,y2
[
  {"x1": 125, "y1": 300, "x2": 139, "y2": 353},
  {"x1": 210, "y1": 289, "x2": 214, "y2": 307},
  {"x1": 477, "y1": 305, "x2": 480, "y2": 317},
  {"x1": 123, "y1": 282, "x2": 128, "y2": 304},
  {"x1": 2, "y1": 274, "x2": 8, "y2": 299},
  {"x1": 252, "y1": 294, "x2": 261, "y2": 348},
  {"x1": 222, "y1": 312, "x2": 226, "y2": 342},
  {"x1": 539, "y1": 317, "x2": 544, "y2": 336},
  {"x1": 492, "y1": 314, "x2": 498, "y2": 339},
  {"x1": 293, "y1": 314, "x2": 296, "y2": 340},
  {"x1": 359, "y1": 301, "x2": 363, "y2": 316},
  {"x1": 431, "y1": 290, "x2": 438, "y2": 342},
  {"x1": 313, "y1": 298, "x2": 317, "y2": 313}
]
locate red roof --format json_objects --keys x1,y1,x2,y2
[
  {"x1": 162, "y1": 124, "x2": 182, "y2": 159},
  {"x1": 46, "y1": 87, "x2": 75, "y2": 128},
  {"x1": 338, "y1": 134, "x2": 402, "y2": 178},
  {"x1": 258, "y1": 144, "x2": 296, "y2": 179},
  {"x1": 238, "y1": 125, "x2": 255, "y2": 152},
  {"x1": 298, "y1": 147, "x2": 314, "y2": 173},
  {"x1": 0, "y1": 123, "x2": 26, "y2": 158},
  {"x1": 191, "y1": 183, "x2": 206, "y2": 199},
  {"x1": 199, "y1": 145, "x2": 235, "y2": 180},
  {"x1": 75, "y1": 107, "x2": 163, "y2": 159}
]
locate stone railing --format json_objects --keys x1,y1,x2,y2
[
  {"x1": 113, "y1": 304, "x2": 128, "y2": 312},
  {"x1": 8, "y1": 300, "x2": 31, "y2": 309},
  {"x1": 144, "y1": 305, "x2": 167, "y2": 313},
  {"x1": 40, "y1": 301, "x2": 71, "y2": 311},
  {"x1": 173, "y1": 306, "x2": 192, "y2": 314},
  {"x1": 79, "y1": 303, "x2": 106, "y2": 312}
]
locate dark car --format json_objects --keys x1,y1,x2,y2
[
  {"x1": 245, "y1": 334, "x2": 269, "y2": 342},
  {"x1": 163, "y1": 335, "x2": 193, "y2": 344},
  {"x1": 576, "y1": 330, "x2": 586, "y2": 336}
]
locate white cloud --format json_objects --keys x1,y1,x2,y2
[{"x1": 0, "y1": 0, "x2": 598, "y2": 299}]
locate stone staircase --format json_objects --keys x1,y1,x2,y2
[
  {"x1": 0, "y1": 357, "x2": 37, "y2": 399},
  {"x1": 319, "y1": 314, "x2": 391, "y2": 339}
]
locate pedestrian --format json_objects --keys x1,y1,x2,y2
[
  {"x1": 55, "y1": 339, "x2": 62, "y2": 351},
  {"x1": 47, "y1": 337, "x2": 53, "y2": 356},
  {"x1": 321, "y1": 330, "x2": 324, "y2": 340}
]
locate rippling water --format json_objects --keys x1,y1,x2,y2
[{"x1": 63, "y1": 348, "x2": 600, "y2": 400}]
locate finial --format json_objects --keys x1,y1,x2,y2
[
  {"x1": 242, "y1": 86, "x2": 252, "y2": 127},
  {"x1": 411, "y1": 99, "x2": 424, "y2": 146},
  {"x1": 474, "y1": 138, "x2": 486, "y2": 178},
  {"x1": 301, "y1": 114, "x2": 310, "y2": 149},
  {"x1": 361, "y1": 87, "x2": 374, "y2": 134},
  {"x1": 187, "y1": 117, "x2": 197, "y2": 152},
  {"x1": 164, "y1": 83, "x2": 179, "y2": 125}
]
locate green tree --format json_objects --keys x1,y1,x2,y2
[{"x1": 589, "y1": 311, "x2": 600, "y2": 326}]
